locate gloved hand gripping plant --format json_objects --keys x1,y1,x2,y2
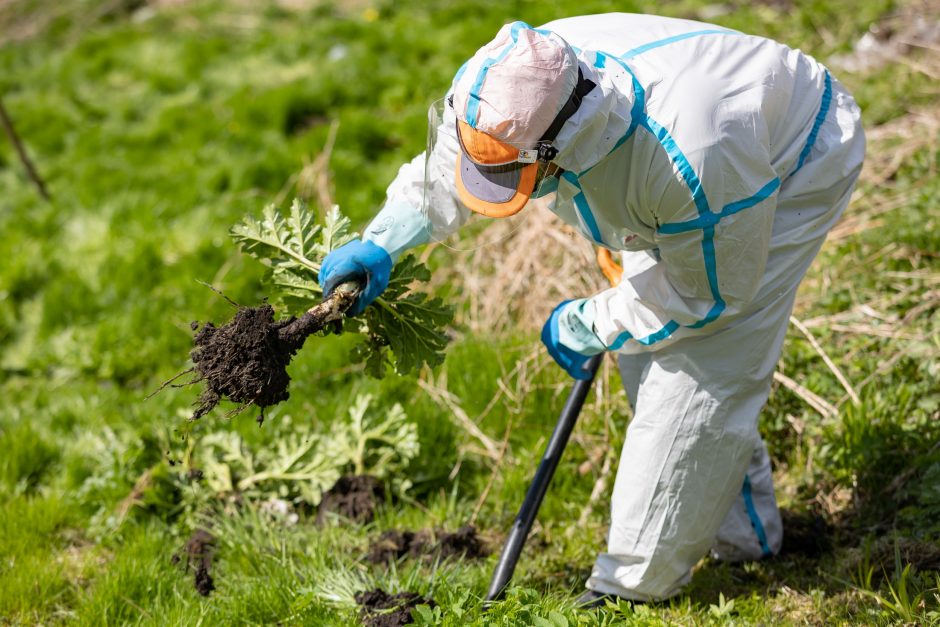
[{"x1": 169, "y1": 200, "x2": 453, "y2": 422}]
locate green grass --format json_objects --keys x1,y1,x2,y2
[{"x1": 1, "y1": 0, "x2": 939, "y2": 624}]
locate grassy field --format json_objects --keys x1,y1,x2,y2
[{"x1": 1, "y1": 0, "x2": 938, "y2": 624}]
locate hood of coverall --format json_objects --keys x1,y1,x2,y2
[{"x1": 448, "y1": 21, "x2": 638, "y2": 213}]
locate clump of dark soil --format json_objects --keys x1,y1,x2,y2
[
  {"x1": 368, "y1": 529, "x2": 432, "y2": 563},
  {"x1": 436, "y1": 525, "x2": 488, "y2": 559},
  {"x1": 158, "y1": 284, "x2": 357, "y2": 422},
  {"x1": 317, "y1": 474, "x2": 385, "y2": 524},
  {"x1": 172, "y1": 529, "x2": 216, "y2": 596},
  {"x1": 367, "y1": 525, "x2": 489, "y2": 564},
  {"x1": 779, "y1": 509, "x2": 832, "y2": 558},
  {"x1": 190, "y1": 305, "x2": 295, "y2": 421},
  {"x1": 355, "y1": 588, "x2": 435, "y2": 627}
]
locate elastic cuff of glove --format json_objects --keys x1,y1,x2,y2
[
  {"x1": 363, "y1": 201, "x2": 431, "y2": 262},
  {"x1": 560, "y1": 299, "x2": 607, "y2": 355}
]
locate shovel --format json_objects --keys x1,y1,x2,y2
[{"x1": 484, "y1": 249, "x2": 623, "y2": 603}]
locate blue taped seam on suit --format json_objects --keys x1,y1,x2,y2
[
  {"x1": 640, "y1": 116, "x2": 711, "y2": 217},
  {"x1": 580, "y1": 52, "x2": 644, "y2": 178},
  {"x1": 791, "y1": 71, "x2": 832, "y2": 176},
  {"x1": 742, "y1": 475, "x2": 773, "y2": 557},
  {"x1": 562, "y1": 171, "x2": 605, "y2": 245},
  {"x1": 658, "y1": 177, "x2": 781, "y2": 234},
  {"x1": 720, "y1": 177, "x2": 780, "y2": 218},
  {"x1": 619, "y1": 29, "x2": 739, "y2": 60},
  {"x1": 574, "y1": 192, "x2": 605, "y2": 244},
  {"x1": 607, "y1": 330, "x2": 634, "y2": 351},
  {"x1": 565, "y1": 48, "x2": 779, "y2": 350}
]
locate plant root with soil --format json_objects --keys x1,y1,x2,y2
[
  {"x1": 355, "y1": 589, "x2": 435, "y2": 627},
  {"x1": 160, "y1": 283, "x2": 358, "y2": 421}
]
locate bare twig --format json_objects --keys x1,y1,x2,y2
[
  {"x1": 838, "y1": 349, "x2": 907, "y2": 407},
  {"x1": 790, "y1": 315, "x2": 860, "y2": 405},
  {"x1": 145, "y1": 367, "x2": 196, "y2": 400},
  {"x1": 571, "y1": 449, "x2": 614, "y2": 534},
  {"x1": 773, "y1": 371, "x2": 838, "y2": 419},
  {"x1": 417, "y1": 377, "x2": 501, "y2": 461},
  {"x1": 470, "y1": 418, "x2": 514, "y2": 524},
  {"x1": 0, "y1": 95, "x2": 50, "y2": 201},
  {"x1": 196, "y1": 279, "x2": 242, "y2": 308}
]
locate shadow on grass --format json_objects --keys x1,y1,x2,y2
[
  {"x1": 519, "y1": 507, "x2": 939, "y2": 611},
  {"x1": 685, "y1": 506, "x2": 940, "y2": 611}
]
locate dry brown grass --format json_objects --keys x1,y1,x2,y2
[{"x1": 427, "y1": 200, "x2": 607, "y2": 335}]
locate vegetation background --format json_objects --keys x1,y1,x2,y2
[{"x1": 1, "y1": 0, "x2": 938, "y2": 624}]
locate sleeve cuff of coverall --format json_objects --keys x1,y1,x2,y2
[
  {"x1": 559, "y1": 299, "x2": 608, "y2": 355},
  {"x1": 362, "y1": 201, "x2": 432, "y2": 262}
]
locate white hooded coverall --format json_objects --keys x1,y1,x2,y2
[{"x1": 366, "y1": 13, "x2": 865, "y2": 600}]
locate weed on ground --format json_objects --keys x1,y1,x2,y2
[{"x1": 0, "y1": 0, "x2": 937, "y2": 624}]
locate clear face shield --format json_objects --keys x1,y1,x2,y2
[{"x1": 422, "y1": 97, "x2": 560, "y2": 250}]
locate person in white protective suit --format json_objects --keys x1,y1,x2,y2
[{"x1": 319, "y1": 13, "x2": 865, "y2": 603}]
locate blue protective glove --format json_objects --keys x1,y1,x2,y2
[
  {"x1": 318, "y1": 239, "x2": 392, "y2": 316},
  {"x1": 541, "y1": 299, "x2": 607, "y2": 380}
]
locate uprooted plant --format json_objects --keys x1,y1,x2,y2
[
  {"x1": 159, "y1": 200, "x2": 453, "y2": 421},
  {"x1": 179, "y1": 394, "x2": 419, "y2": 523}
]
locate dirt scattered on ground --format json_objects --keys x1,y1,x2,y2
[
  {"x1": 355, "y1": 588, "x2": 435, "y2": 627},
  {"x1": 367, "y1": 525, "x2": 489, "y2": 563},
  {"x1": 368, "y1": 530, "x2": 431, "y2": 563},
  {"x1": 316, "y1": 474, "x2": 385, "y2": 524},
  {"x1": 172, "y1": 529, "x2": 216, "y2": 596},
  {"x1": 779, "y1": 509, "x2": 832, "y2": 558}
]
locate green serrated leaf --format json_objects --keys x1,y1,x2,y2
[
  {"x1": 364, "y1": 255, "x2": 453, "y2": 375},
  {"x1": 316, "y1": 204, "x2": 358, "y2": 257},
  {"x1": 231, "y1": 200, "x2": 325, "y2": 275},
  {"x1": 232, "y1": 201, "x2": 452, "y2": 379},
  {"x1": 271, "y1": 266, "x2": 321, "y2": 300}
]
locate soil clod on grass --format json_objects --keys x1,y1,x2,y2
[
  {"x1": 779, "y1": 509, "x2": 832, "y2": 558},
  {"x1": 172, "y1": 529, "x2": 216, "y2": 596},
  {"x1": 367, "y1": 525, "x2": 489, "y2": 563},
  {"x1": 159, "y1": 283, "x2": 358, "y2": 421},
  {"x1": 317, "y1": 474, "x2": 385, "y2": 524},
  {"x1": 436, "y1": 525, "x2": 488, "y2": 559},
  {"x1": 355, "y1": 588, "x2": 435, "y2": 627},
  {"x1": 368, "y1": 529, "x2": 432, "y2": 563}
]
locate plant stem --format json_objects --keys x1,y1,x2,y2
[
  {"x1": 0, "y1": 95, "x2": 51, "y2": 201},
  {"x1": 276, "y1": 281, "x2": 360, "y2": 350}
]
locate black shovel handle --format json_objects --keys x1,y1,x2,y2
[{"x1": 484, "y1": 353, "x2": 603, "y2": 603}]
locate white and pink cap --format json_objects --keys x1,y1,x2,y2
[{"x1": 451, "y1": 22, "x2": 585, "y2": 217}]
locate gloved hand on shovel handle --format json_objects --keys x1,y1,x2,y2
[{"x1": 541, "y1": 299, "x2": 607, "y2": 380}]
